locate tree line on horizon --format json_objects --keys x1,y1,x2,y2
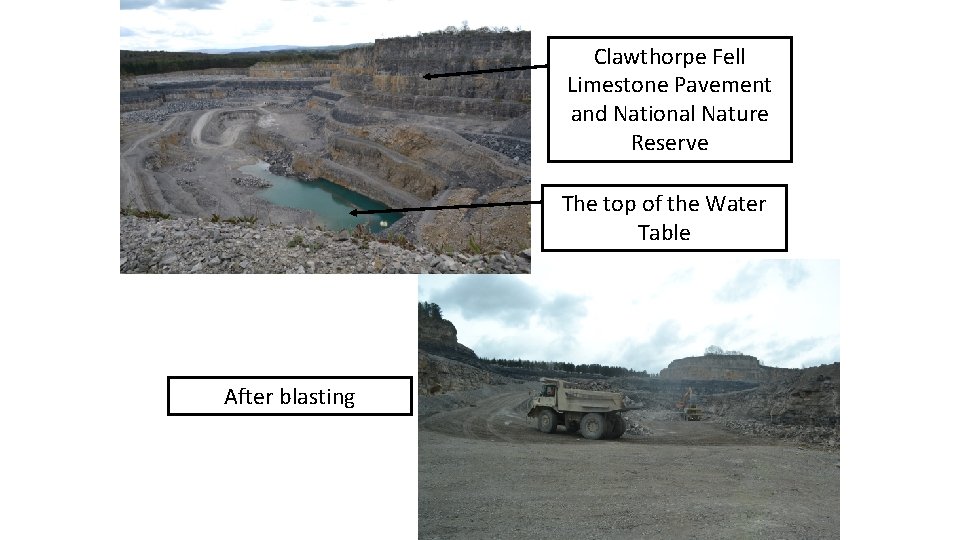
[
  {"x1": 120, "y1": 49, "x2": 339, "y2": 76},
  {"x1": 479, "y1": 357, "x2": 650, "y2": 378},
  {"x1": 704, "y1": 345, "x2": 750, "y2": 356},
  {"x1": 416, "y1": 22, "x2": 525, "y2": 36}
]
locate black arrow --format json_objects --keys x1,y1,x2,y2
[
  {"x1": 349, "y1": 200, "x2": 541, "y2": 216},
  {"x1": 423, "y1": 64, "x2": 547, "y2": 80}
]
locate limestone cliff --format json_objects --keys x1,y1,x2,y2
[
  {"x1": 332, "y1": 31, "x2": 530, "y2": 117},
  {"x1": 659, "y1": 354, "x2": 795, "y2": 383},
  {"x1": 417, "y1": 306, "x2": 478, "y2": 365},
  {"x1": 418, "y1": 351, "x2": 510, "y2": 395},
  {"x1": 710, "y1": 362, "x2": 840, "y2": 428}
]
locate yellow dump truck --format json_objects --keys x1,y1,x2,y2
[{"x1": 526, "y1": 378, "x2": 628, "y2": 439}]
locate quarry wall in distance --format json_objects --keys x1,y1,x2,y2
[{"x1": 659, "y1": 354, "x2": 796, "y2": 383}]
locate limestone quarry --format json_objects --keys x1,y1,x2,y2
[
  {"x1": 120, "y1": 32, "x2": 531, "y2": 274},
  {"x1": 418, "y1": 307, "x2": 840, "y2": 539},
  {"x1": 658, "y1": 353, "x2": 797, "y2": 382}
]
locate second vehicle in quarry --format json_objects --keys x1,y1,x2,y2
[{"x1": 526, "y1": 378, "x2": 630, "y2": 439}]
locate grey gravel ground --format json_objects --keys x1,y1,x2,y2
[
  {"x1": 120, "y1": 216, "x2": 531, "y2": 274},
  {"x1": 419, "y1": 386, "x2": 839, "y2": 539}
]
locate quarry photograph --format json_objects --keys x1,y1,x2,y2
[
  {"x1": 120, "y1": 2, "x2": 531, "y2": 274},
  {"x1": 418, "y1": 261, "x2": 840, "y2": 538}
]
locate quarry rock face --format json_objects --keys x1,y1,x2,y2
[
  {"x1": 332, "y1": 32, "x2": 531, "y2": 117},
  {"x1": 418, "y1": 351, "x2": 510, "y2": 395},
  {"x1": 417, "y1": 309, "x2": 479, "y2": 364},
  {"x1": 710, "y1": 362, "x2": 840, "y2": 447},
  {"x1": 248, "y1": 61, "x2": 337, "y2": 78},
  {"x1": 659, "y1": 354, "x2": 795, "y2": 383},
  {"x1": 418, "y1": 310, "x2": 459, "y2": 346},
  {"x1": 417, "y1": 309, "x2": 508, "y2": 395},
  {"x1": 729, "y1": 362, "x2": 840, "y2": 427}
]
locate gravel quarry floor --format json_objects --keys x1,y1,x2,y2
[{"x1": 419, "y1": 386, "x2": 839, "y2": 539}]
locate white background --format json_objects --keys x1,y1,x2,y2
[
  {"x1": 549, "y1": 37, "x2": 791, "y2": 160},
  {"x1": 3, "y1": 1, "x2": 959, "y2": 538}
]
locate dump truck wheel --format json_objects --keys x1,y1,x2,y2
[
  {"x1": 613, "y1": 415, "x2": 627, "y2": 438},
  {"x1": 581, "y1": 413, "x2": 605, "y2": 440},
  {"x1": 537, "y1": 409, "x2": 558, "y2": 434}
]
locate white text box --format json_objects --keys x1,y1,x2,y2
[
  {"x1": 167, "y1": 377, "x2": 412, "y2": 415},
  {"x1": 548, "y1": 36, "x2": 792, "y2": 162},
  {"x1": 542, "y1": 184, "x2": 787, "y2": 251}
]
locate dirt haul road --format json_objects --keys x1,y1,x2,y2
[{"x1": 419, "y1": 387, "x2": 839, "y2": 539}]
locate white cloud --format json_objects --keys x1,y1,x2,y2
[
  {"x1": 120, "y1": 0, "x2": 535, "y2": 51},
  {"x1": 716, "y1": 260, "x2": 810, "y2": 303},
  {"x1": 420, "y1": 259, "x2": 840, "y2": 372},
  {"x1": 431, "y1": 275, "x2": 540, "y2": 327}
]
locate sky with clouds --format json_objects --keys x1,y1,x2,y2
[
  {"x1": 120, "y1": 0, "x2": 533, "y2": 51},
  {"x1": 419, "y1": 259, "x2": 840, "y2": 373}
]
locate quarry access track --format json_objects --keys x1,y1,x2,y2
[
  {"x1": 420, "y1": 388, "x2": 756, "y2": 446},
  {"x1": 120, "y1": 115, "x2": 186, "y2": 212},
  {"x1": 190, "y1": 106, "x2": 269, "y2": 150},
  {"x1": 419, "y1": 385, "x2": 840, "y2": 539}
]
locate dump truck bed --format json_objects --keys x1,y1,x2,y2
[{"x1": 557, "y1": 387, "x2": 627, "y2": 413}]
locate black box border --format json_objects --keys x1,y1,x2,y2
[
  {"x1": 546, "y1": 36, "x2": 793, "y2": 164},
  {"x1": 167, "y1": 375, "x2": 414, "y2": 417},
  {"x1": 540, "y1": 183, "x2": 788, "y2": 252}
]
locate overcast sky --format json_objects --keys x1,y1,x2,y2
[
  {"x1": 419, "y1": 259, "x2": 840, "y2": 373},
  {"x1": 120, "y1": 0, "x2": 533, "y2": 51}
]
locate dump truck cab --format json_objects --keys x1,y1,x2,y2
[
  {"x1": 527, "y1": 378, "x2": 629, "y2": 440},
  {"x1": 540, "y1": 381, "x2": 558, "y2": 399}
]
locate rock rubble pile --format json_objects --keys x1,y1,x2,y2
[
  {"x1": 720, "y1": 419, "x2": 840, "y2": 449},
  {"x1": 120, "y1": 215, "x2": 531, "y2": 274}
]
